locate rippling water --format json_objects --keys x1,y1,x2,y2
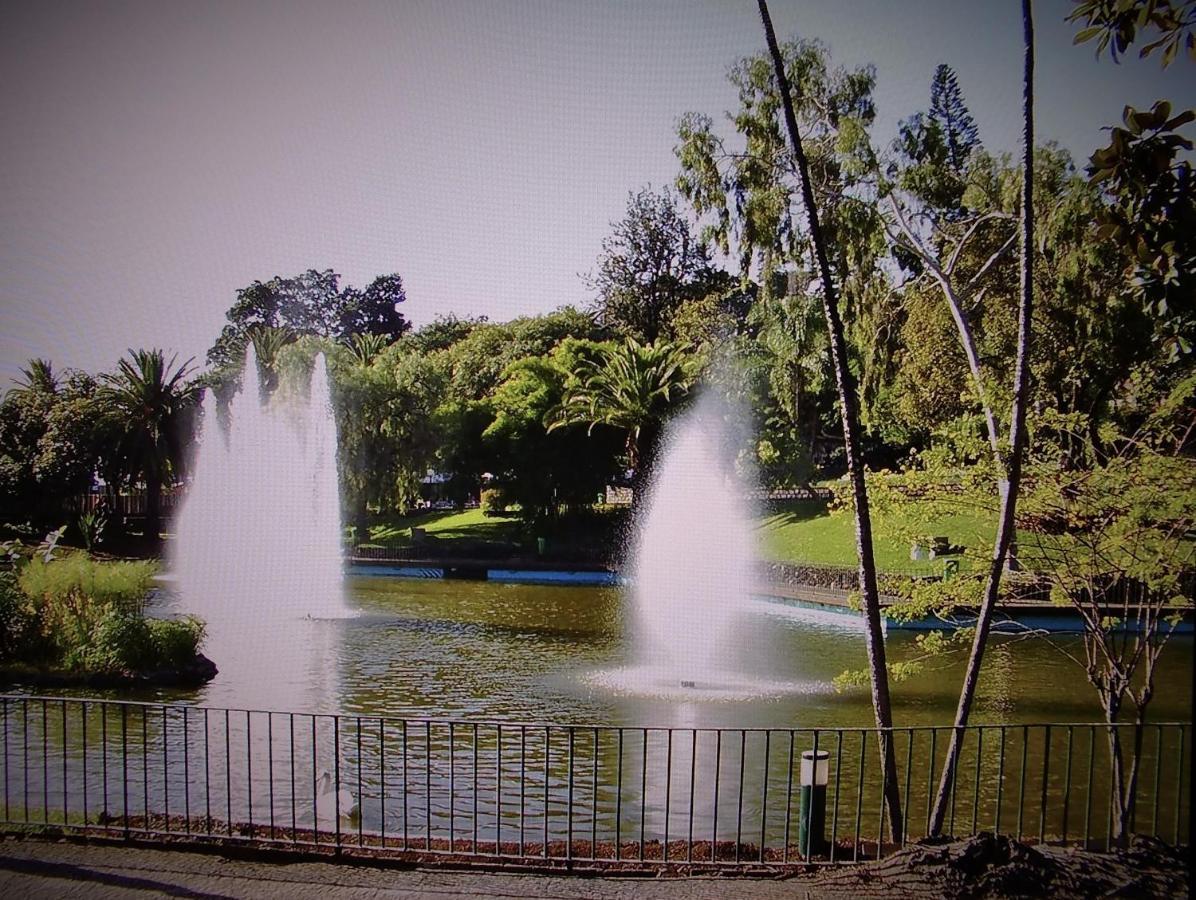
[{"x1": 130, "y1": 575, "x2": 1193, "y2": 729}]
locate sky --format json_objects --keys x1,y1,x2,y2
[{"x1": 1, "y1": 0, "x2": 1191, "y2": 385}]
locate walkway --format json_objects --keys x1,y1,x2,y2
[{"x1": 0, "y1": 836, "x2": 851, "y2": 899}]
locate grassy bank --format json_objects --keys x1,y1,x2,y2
[{"x1": 357, "y1": 500, "x2": 995, "y2": 575}]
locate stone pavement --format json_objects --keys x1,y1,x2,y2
[{"x1": 0, "y1": 836, "x2": 851, "y2": 899}]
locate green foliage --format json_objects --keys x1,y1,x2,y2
[
  {"x1": 207, "y1": 269, "x2": 410, "y2": 371},
  {"x1": 1, "y1": 368, "x2": 107, "y2": 529},
  {"x1": 587, "y1": 186, "x2": 728, "y2": 343},
  {"x1": 1069, "y1": 0, "x2": 1196, "y2": 67},
  {"x1": 18, "y1": 553, "x2": 158, "y2": 616},
  {"x1": 0, "y1": 550, "x2": 202, "y2": 676},
  {"x1": 1087, "y1": 101, "x2": 1195, "y2": 356},
  {"x1": 551, "y1": 338, "x2": 699, "y2": 493},
  {"x1": 99, "y1": 349, "x2": 199, "y2": 536}
]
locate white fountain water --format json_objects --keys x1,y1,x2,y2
[
  {"x1": 173, "y1": 348, "x2": 348, "y2": 628},
  {"x1": 630, "y1": 389, "x2": 757, "y2": 688}
]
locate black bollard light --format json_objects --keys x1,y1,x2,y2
[{"x1": 798, "y1": 748, "x2": 829, "y2": 857}]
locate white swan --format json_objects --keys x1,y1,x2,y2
[{"x1": 315, "y1": 770, "x2": 358, "y2": 829}]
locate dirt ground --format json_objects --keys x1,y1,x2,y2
[{"x1": 0, "y1": 831, "x2": 1189, "y2": 898}]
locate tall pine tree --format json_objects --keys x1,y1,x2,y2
[{"x1": 928, "y1": 64, "x2": 980, "y2": 174}]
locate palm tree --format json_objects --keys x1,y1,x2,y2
[
  {"x1": 9, "y1": 358, "x2": 59, "y2": 398},
  {"x1": 550, "y1": 338, "x2": 696, "y2": 504},
  {"x1": 246, "y1": 325, "x2": 296, "y2": 396},
  {"x1": 756, "y1": 0, "x2": 904, "y2": 840},
  {"x1": 101, "y1": 349, "x2": 199, "y2": 541},
  {"x1": 343, "y1": 332, "x2": 390, "y2": 367}
]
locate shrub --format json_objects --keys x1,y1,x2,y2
[
  {"x1": 0, "y1": 570, "x2": 35, "y2": 662},
  {"x1": 480, "y1": 488, "x2": 508, "y2": 516},
  {"x1": 146, "y1": 616, "x2": 205, "y2": 668},
  {"x1": 75, "y1": 606, "x2": 153, "y2": 674}
]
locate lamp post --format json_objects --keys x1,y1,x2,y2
[{"x1": 798, "y1": 748, "x2": 830, "y2": 857}]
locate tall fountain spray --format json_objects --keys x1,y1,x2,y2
[
  {"x1": 173, "y1": 349, "x2": 348, "y2": 624},
  {"x1": 628, "y1": 389, "x2": 758, "y2": 690}
]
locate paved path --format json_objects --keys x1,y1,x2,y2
[{"x1": 0, "y1": 837, "x2": 851, "y2": 899}]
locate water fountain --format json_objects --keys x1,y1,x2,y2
[
  {"x1": 173, "y1": 348, "x2": 347, "y2": 622},
  {"x1": 589, "y1": 388, "x2": 824, "y2": 701},
  {"x1": 630, "y1": 389, "x2": 757, "y2": 689},
  {"x1": 170, "y1": 349, "x2": 348, "y2": 711}
]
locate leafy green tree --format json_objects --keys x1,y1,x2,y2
[
  {"x1": 1014, "y1": 383, "x2": 1194, "y2": 844},
  {"x1": 431, "y1": 308, "x2": 602, "y2": 505},
  {"x1": 0, "y1": 367, "x2": 105, "y2": 529},
  {"x1": 207, "y1": 269, "x2": 410, "y2": 370},
  {"x1": 588, "y1": 187, "x2": 726, "y2": 342},
  {"x1": 99, "y1": 350, "x2": 199, "y2": 541},
  {"x1": 9, "y1": 359, "x2": 59, "y2": 399},
  {"x1": 402, "y1": 314, "x2": 488, "y2": 354},
  {"x1": 675, "y1": 34, "x2": 881, "y2": 307},
  {"x1": 550, "y1": 338, "x2": 697, "y2": 504},
  {"x1": 1069, "y1": 0, "x2": 1196, "y2": 66},
  {"x1": 928, "y1": 0, "x2": 1037, "y2": 835},
  {"x1": 276, "y1": 337, "x2": 447, "y2": 540},
  {"x1": 485, "y1": 341, "x2": 623, "y2": 522},
  {"x1": 1088, "y1": 101, "x2": 1195, "y2": 357},
  {"x1": 756, "y1": 0, "x2": 904, "y2": 840}
]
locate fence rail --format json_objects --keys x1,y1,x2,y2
[{"x1": 0, "y1": 695, "x2": 1188, "y2": 870}]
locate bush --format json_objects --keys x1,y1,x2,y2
[
  {"x1": 0, "y1": 570, "x2": 35, "y2": 662},
  {"x1": 146, "y1": 616, "x2": 205, "y2": 668},
  {"x1": 480, "y1": 488, "x2": 508, "y2": 516},
  {"x1": 73, "y1": 606, "x2": 153, "y2": 674}
]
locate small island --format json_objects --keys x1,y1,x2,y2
[{"x1": 0, "y1": 535, "x2": 214, "y2": 688}]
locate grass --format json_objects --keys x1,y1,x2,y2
[
  {"x1": 359, "y1": 500, "x2": 997, "y2": 574},
  {"x1": 757, "y1": 500, "x2": 995, "y2": 574},
  {"x1": 364, "y1": 508, "x2": 523, "y2": 546}
]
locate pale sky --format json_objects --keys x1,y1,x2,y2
[{"x1": 1, "y1": 0, "x2": 1191, "y2": 384}]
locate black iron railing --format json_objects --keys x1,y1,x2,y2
[{"x1": 0, "y1": 695, "x2": 1188, "y2": 869}]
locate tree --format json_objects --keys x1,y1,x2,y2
[
  {"x1": 550, "y1": 338, "x2": 697, "y2": 505},
  {"x1": 927, "y1": 0, "x2": 1036, "y2": 837},
  {"x1": 339, "y1": 273, "x2": 410, "y2": 338},
  {"x1": 929, "y1": 65, "x2": 981, "y2": 176},
  {"x1": 756, "y1": 0, "x2": 903, "y2": 842},
  {"x1": 0, "y1": 367, "x2": 105, "y2": 530},
  {"x1": 10, "y1": 359, "x2": 59, "y2": 399},
  {"x1": 207, "y1": 269, "x2": 410, "y2": 370},
  {"x1": 675, "y1": 34, "x2": 882, "y2": 310},
  {"x1": 1014, "y1": 384, "x2": 1194, "y2": 845},
  {"x1": 1088, "y1": 101, "x2": 1195, "y2": 358},
  {"x1": 1068, "y1": 0, "x2": 1196, "y2": 67},
  {"x1": 588, "y1": 187, "x2": 724, "y2": 343},
  {"x1": 485, "y1": 342, "x2": 623, "y2": 523},
  {"x1": 99, "y1": 350, "x2": 199, "y2": 541}
]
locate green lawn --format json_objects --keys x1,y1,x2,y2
[
  {"x1": 756, "y1": 499, "x2": 994, "y2": 574},
  {"x1": 364, "y1": 508, "x2": 523, "y2": 546},
  {"x1": 359, "y1": 500, "x2": 996, "y2": 574}
]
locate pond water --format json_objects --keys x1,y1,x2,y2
[
  {"x1": 2, "y1": 575, "x2": 1190, "y2": 852},
  {"x1": 159, "y1": 575, "x2": 1192, "y2": 728}
]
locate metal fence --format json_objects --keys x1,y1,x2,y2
[{"x1": 0, "y1": 695, "x2": 1188, "y2": 870}]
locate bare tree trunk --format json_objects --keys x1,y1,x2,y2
[
  {"x1": 928, "y1": 0, "x2": 1035, "y2": 837},
  {"x1": 145, "y1": 469, "x2": 163, "y2": 543},
  {"x1": 757, "y1": 0, "x2": 903, "y2": 842}
]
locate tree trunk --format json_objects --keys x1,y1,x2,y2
[
  {"x1": 757, "y1": 0, "x2": 903, "y2": 842},
  {"x1": 354, "y1": 497, "x2": 370, "y2": 546},
  {"x1": 927, "y1": 0, "x2": 1035, "y2": 837},
  {"x1": 145, "y1": 469, "x2": 162, "y2": 543}
]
